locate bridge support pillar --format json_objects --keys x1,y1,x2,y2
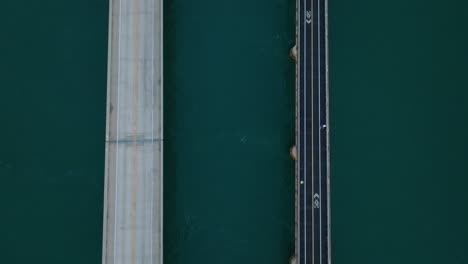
[
  {"x1": 290, "y1": 44, "x2": 297, "y2": 62},
  {"x1": 290, "y1": 145, "x2": 297, "y2": 160}
]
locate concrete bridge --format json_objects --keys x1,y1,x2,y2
[{"x1": 102, "y1": 0, "x2": 163, "y2": 263}]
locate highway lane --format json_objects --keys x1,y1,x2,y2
[
  {"x1": 102, "y1": 0, "x2": 163, "y2": 263},
  {"x1": 296, "y1": 0, "x2": 330, "y2": 263}
]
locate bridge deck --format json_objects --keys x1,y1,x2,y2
[
  {"x1": 102, "y1": 0, "x2": 163, "y2": 263},
  {"x1": 296, "y1": 0, "x2": 330, "y2": 263}
]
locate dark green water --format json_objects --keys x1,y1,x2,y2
[
  {"x1": 2, "y1": 0, "x2": 468, "y2": 263},
  {"x1": 0, "y1": 0, "x2": 108, "y2": 263},
  {"x1": 163, "y1": 0, "x2": 296, "y2": 263},
  {"x1": 330, "y1": 1, "x2": 468, "y2": 263}
]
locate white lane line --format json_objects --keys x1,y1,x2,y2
[
  {"x1": 114, "y1": 0, "x2": 123, "y2": 262},
  {"x1": 159, "y1": 0, "x2": 164, "y2": 261},
  {"x1": 297, "y1": 4, "x2": 301, "y2": 262},
  {"x1": 309, "y1": 1, "x2": 313, "y2": 262},
  {"x1": 318, "y1": 0, "x2": 322, "y2": 263},
  {"x1": 325, "y1": 0, "x2": 331, "y2": 260},
  {"x1": 150, "y1": 0, "x2": 155, "y2": 262},
  {"x1": 302, "y1": 0, "x2": 307, "y2": 263}
]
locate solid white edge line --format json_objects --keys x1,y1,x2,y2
[
  {"x1": 102, "y1": 0, "x2": 114, "y2": 261},
  {"x1": 325, "y1": 0, "x2": 331, "y2": 262},
  {"x1": 160, "y1": 0, "x2": 164, "y2": 262},
  {"x1": 150, "y1": 0, "x2": 155, "y2": 261},
  {"x1": 113, "y1": 0, "x2": 122, "y2": 262},
  {"x1": 318, "y1": 0, "x2": 322, "y2": 263},
  {"x1": 303, "y1": 0, "x2": 307, "y2": 263}
]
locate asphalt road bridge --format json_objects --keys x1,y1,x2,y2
[{"x1": 294, "y1": 0, "x2": 330, "y2": 263}]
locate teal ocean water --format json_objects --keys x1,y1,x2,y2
[
  {"x1": 0, "y1": 0, "x2": 108, "y2": 263},
  {"x1": 330, "y1": 1, "x2": 468, "y2": 263},
  {"x1": 1, "y1": 0, "x2": 468, "y2": 263},
  {"x1": 163, "y1": 0, "x2": 296, "y2": 263}
]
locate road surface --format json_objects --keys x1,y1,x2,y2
[
  {"x1": 102, "y1": 0, "x2": 163, "y2": 263},
  {"x1": 296, "y1": 0, "x2": 330, "y2": 263}
]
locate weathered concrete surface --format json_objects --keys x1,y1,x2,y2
[{"x1": 102, "y1": 0, "x2": 163, "y2": 263}]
